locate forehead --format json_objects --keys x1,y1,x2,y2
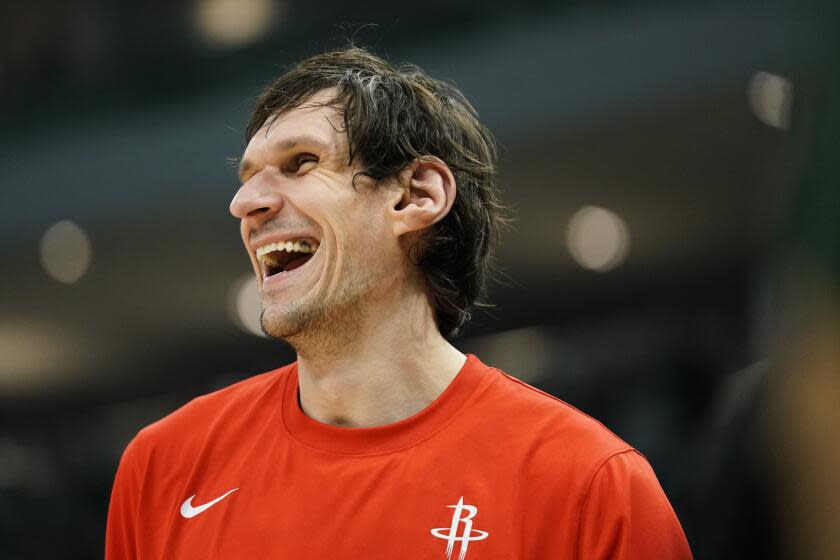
[{"x1": 240, "y1": 90, "x2": 346, "y2": 178}]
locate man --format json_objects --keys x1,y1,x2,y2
[{"x1": 106, "y1": 47, "x2": 693, "y2": 559}]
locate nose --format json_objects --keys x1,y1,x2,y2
[{"x1": 229, "y1": 170, "x2": 284, "y2": 227}]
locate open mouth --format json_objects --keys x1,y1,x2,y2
[{"x1": 255, "y1": 239, "x2": 319, "y2": 279}]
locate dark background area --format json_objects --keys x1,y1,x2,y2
[{"x1": 2, "y1": 0, "x2": 837, "y2": 558}]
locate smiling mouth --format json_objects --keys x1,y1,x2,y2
[{"x1": 256, "y1": 239, "x2": 319, "y2": 278}]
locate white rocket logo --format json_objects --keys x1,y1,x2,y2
[{"x1": 430, "y1": 496, "x2": 489, "y2": 560}]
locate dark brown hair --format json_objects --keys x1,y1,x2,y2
[{"x1": 246, "y1": 46, "x2": 514, "y2": 338}]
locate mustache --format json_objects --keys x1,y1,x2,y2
[{"x1": 249, "y1": 220, "x2": 314, "y2": 244}]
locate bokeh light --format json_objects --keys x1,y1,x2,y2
[
  {"x1": 0, "y1": 322, "x2": 83, "y2": 390},
  {"x1": 228, "y1": 273, "x2": 266, "y2": 337},
  {"x1": 748, "y1": 71, "x2": 794, "y2": 130},
  {"x1": 194, "y1": 0, "x2": 279, "y2": 48},
  {"x1": 39, "y1": 220, "x2": 92, "y2": 284},
  {"x1": 566, "y1": 206, "x2": 630, "y2": 272}
]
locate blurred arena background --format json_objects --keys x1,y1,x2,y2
[{"x1": 2, "y1": 0, "x2": 839, "y2": 558}]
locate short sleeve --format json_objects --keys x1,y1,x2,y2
[
  {"x1": 105, "y1": 436, "x2": 145, "y2": 560},
  {"x1": 576, "y1": 450, "x2": 693, "y2": 560}
]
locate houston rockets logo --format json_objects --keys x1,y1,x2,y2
[{"x1": 430, "y1": 496, "x2": 489, "y2": 560}]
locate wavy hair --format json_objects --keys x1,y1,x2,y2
[{"x1": 246, "y1": 46, "x2": 514, "y2": 338}]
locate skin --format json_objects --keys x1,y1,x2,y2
[{"x1": 230, "y1": 89, "x2": 467, "y2": 428}]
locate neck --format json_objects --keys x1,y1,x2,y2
[{"x1": 294, "y1": 286, "x2": 466, "y2": 428}]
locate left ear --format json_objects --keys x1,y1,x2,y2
[{"x1": 390, "y1": 157, "x2": 456, "y2": 238}]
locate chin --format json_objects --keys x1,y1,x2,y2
[{"x1": 260, "y1": 303, "x2": 312, "y2": 339}]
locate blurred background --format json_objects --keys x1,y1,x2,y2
[{"x1": 2, "y1": 0, "x2": 839, "y2": 558}]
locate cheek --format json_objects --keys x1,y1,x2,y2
[
  {"x1": 358, "y1": 214, "x2": 403, "y2": 272},
  {"x1": 320, "y1": 188, "x2": 398, "y2": 269}
]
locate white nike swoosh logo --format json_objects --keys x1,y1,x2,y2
[{"x1": 180, "y1": 488, "x2": 239, "y2": 518}]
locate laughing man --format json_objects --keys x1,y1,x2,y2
[{"x1": 106, "y1": 46, "x2": 693, "y2": 559}]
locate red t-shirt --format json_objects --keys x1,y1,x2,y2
[{"x1": 106, "y1": 354, "x2": 692, "y2": 559}]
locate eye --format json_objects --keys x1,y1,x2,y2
[{"x1": 288, "y1": 153, "x2": 319, "y2": 174}]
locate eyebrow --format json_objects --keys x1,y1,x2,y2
[{"x1": 238, "y1": 134, "x2": 329, "y2": 182}]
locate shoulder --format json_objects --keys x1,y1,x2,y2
[
  {"x1": 126, "y1": 363, "x2": 294, "y2": 459},
  {"x1": 470, "y1": 359, "x2": 634, "y2": 482},
  {"x1": 482, "y1": 364, "x2": 632, "y2": 455},
  {"x1": 578, "y1": 450, "x2": 693, "y2": 557}
]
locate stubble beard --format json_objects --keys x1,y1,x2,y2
[{"x1": 259, "y1": 261, "x2": 375, "y2": 359}]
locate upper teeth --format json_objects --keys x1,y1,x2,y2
[{"x1": 255, "y1": 240, "x2": 319, "y2": 262}]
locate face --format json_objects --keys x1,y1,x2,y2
[{"x1": 230, "y1": 90, "x2": 406, "y2": 354}]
